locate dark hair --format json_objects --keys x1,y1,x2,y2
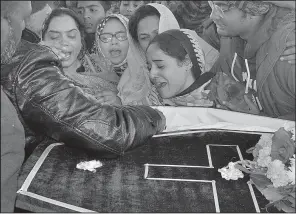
[
  {"x1": 41, "y1": 7, "x2": 86, "y2": 60},
  {"x1": 98, "y1": 1, "x2": 112, "y2": 12},
  {"x1": 128, "y1": 5, "x2": 160, "y2": 43},
  {"x1": 149, "y1": 33, "x2": 187, "y2": 62},
  {"x1": 74, "y1": 1, "x2": 112, "y2": 12}
]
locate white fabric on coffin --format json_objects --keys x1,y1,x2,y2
[{"x1": 152, "y1": 106, "x2": 294, "y2": 133}]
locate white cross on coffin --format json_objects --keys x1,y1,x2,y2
[{"x1": 144, "y1": 144, "x2": 260, "y2": 213}]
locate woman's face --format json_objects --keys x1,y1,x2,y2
[
  {"x1": 44, "y1": 15, "x2": 82, "y2": 68},
  {"x1": 120, "y1": 1, "x2": 144, "y2": 19},
  {"x1": 146, "y1": 43, "x2": 194, "y2": 99},
  {"x1": 137, "y1": 15, "x2": 159, "y2": 52},
  {"x1": 99, "y1": 18, "x2": 129, "y2": 65}
]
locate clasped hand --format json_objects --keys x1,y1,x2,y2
[
  {"x1": 218, "y1": 94, "x2": 260, "y2": 115},
  {"x1": 96, "y1": 91, "x2": 122, "y2": 105}
]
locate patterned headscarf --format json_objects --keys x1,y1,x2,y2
[
  {"x1": 96, "y1": 14, "x2": 129, "y2": 76},
  {"x1": 225, "y1": 1, "x2": 271, "y2": 16},
  {"x1": 96, "y1": 14, "x2": 162, "y2": 105}
]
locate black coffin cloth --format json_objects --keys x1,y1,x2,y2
[{"x1": 16, "y1": 131, "x2": 278, "y2": 213}]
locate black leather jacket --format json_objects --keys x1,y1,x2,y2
[{"x1": 1, "y1": 40, "x2": 165, "y2": 157}]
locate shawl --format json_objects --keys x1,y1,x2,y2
[
  {"x1": 96, "y1": 14, "x2": 162, "y2": 105},
  {"x1": 64, "y1": 52, "x2": 119, "y2": 97},
  {"x1": 134, "y1": 3, "x2": 180, "y2": 62}
]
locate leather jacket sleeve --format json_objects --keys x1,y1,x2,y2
[{"x1": 4, "y1": 43, "x2": 165, "y2": 156}]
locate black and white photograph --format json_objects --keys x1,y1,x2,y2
[{"x1": 1, "y1": 1, "x2": 295, "y2": 213}]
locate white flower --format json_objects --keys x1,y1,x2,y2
[
  {"x1": 76, "y1": 160, "x2": 103, "y2": 172},
  {"x1": 257, "y1": 134, "x2": 273, "y2": 148},
  {"x1": 266, "y1": 160, "x2": 290, "y2": 188},
  {"x1": 218, "y1": 162, "x2": 244, "y2": 181},
  {"x1": 257, "y1": 147, "x2": 272, "y2": 167}
]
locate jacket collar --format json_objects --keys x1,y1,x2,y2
[{"x1": 21, "y1": 28, "x2": 41, "y2": 44}]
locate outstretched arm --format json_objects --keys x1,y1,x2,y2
[{"x1": 11, "y1": 46, "x2": 166, "y2": 156}]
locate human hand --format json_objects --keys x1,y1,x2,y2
[
  {"x1": 96, "y1": 91, "x2": 122, "y2": 105},
  {"x1": 280, "y1": 40, "x2": 295, "y2": 64},
  {"x1": 39, "y1": 41, "x2": 68, "y2": 61},
  {"x1": 218, "y1": 94, "x2": 260, "y2": 115},
  {"x1": 153, "y1": 108, "x2": 167, "y2": 133}
]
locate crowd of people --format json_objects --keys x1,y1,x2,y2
[{"x1": 1, "y1": 1, "x2": 295, "y2": 212}]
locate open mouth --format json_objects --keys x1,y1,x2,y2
[
  {"x1": 153, "y1": 81, "x2": 167, "y2": 89},
  {"x1": 214, "y1": 23, "x2": 226, "y2": 30},
  {"x1": 60, "y1": 51, "x2": 71, "y2": 61},
  {"x1": 84, "y1": 23, "x2": 93, "y2": 29},
  {"x1": 109, "y1": 49, "x2": 122, "y2": 58}
]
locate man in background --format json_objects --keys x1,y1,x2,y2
[
  {"x1": 204, "y1": 1, "x2": 295, "y2": 120},
  {"x1": 76, "y1": 1, "x2": 111, "y2": 53}
]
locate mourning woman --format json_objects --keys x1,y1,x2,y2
[
  {"x1": 128, "y1": 3, "x2": 219, "y2": 74},
  {"x1": 41, "y1": 8, "x2": 120, "y2": 99},
  {"x1": 96, "y1": 14, "x2": 161, "y2": 105},
  {"x1": 146, "y1": 29, "x2": 215, "y2": 106}
]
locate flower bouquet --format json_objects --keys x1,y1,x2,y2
[{"x1": 218, "y1": 124, "x2": 295, "y2": 212}]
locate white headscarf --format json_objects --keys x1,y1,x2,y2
[
  {"x1": 148, "y1": 3, "x2": 218, "y2": 72},
  {"x1": 148, "y1": 3, "x2": 180, "y2": 33}
]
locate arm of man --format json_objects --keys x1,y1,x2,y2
[
  {"x1": 275, "y1": 60, "x2": 295, "y2": 121},
  {"x1": 10, "y1": 45, "x2": 165, "y2": 156},
  {"x1": 269, "y1": 31, "x2": 295, "y2": 121}
]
